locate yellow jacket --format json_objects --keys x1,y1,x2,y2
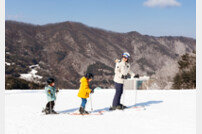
[{"x1": 77, "y1": 77, "x2": 92, "y2": 98}]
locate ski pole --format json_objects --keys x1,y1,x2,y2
[
  {"x1": 55, "y1": 88, "x2": 59, "y2": 105},
  {"x1": 134, "y1": 86, "x2": 137, "y2": 105},
  {"x1": 123, "y1": 79, "x2": 127, "y2": 106},
  {"x1": 134, "y1": 79, "x2": 138, "y2": 105},
  {"x1": 122, "y1": 82, "x2": 126, "y2": 105},
  {"x1": 89, "y1": 94, "x2": 93, "y2": 112}
]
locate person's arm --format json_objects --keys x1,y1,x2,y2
[
  {"x1": 83, "y1": 82, "x2": 92, "y2": 93},
  {"x1": 53, "y1": 86, "x2": 59, "y2": 93}
]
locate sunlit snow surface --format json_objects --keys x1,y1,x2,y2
[{"x1": 5, "y1": 89, "x2": 196, "y2": 134}]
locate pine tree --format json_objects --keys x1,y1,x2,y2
[{"x1": 172, "y1": 53, "x2": 196, "y2": 89}]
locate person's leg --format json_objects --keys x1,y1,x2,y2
[
  {"x1": 45, "y1": 101, "x2": 51, "y2": 114},
  {"x1": 49, "y1": 101, "x2": 55, "y2": 111},
  {"x1": 112, "y1": 83, "x2": 123, "y2": 107},
  {"x1": 81, "y1": 98, "x2": 87, "y2": 108},
  {"x1": 51, "y1": 101, "x2": 55, "y2": 110},
  {"x1": 117, "y1": 84, "x2": 123, "y2": 105},
  {"x1": 50, "y1": 101, "x2": 57, "y2": 113},
  {"x1": 80, "y1": 98, "x2": 87, "y2": 114},
  {"x1": 83, "y1": 98, "x2": 89, "y2": 113},
  {"x1": 46, "y1": 102, "x2": 50, "y2": 110}
]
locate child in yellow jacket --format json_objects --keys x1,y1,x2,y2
[{"x1": 78, "y1": 73, "x2": 94, "y2": 114}]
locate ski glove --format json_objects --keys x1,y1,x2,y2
[
  {"x1": 121, "y1": 75, "x2": 128, "y2": 79},
  {"x1": 134, "y1": 74, "x2": 140, "y2": 78}
]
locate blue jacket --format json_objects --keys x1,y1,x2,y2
[{"x1": 45, "y1": 85, "x2": 56, "y2": 102}]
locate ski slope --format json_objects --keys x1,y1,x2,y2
[{"x1": 5, "y1": 89, "x2": 196, "y2": 134}]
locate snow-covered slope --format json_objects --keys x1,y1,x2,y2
[{"x1": 5, "y1": 89, "x2": 196, "y2": 134}]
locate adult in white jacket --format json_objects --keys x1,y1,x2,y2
[{"x1": 110, "y1": 52, "x2": 139, "y2": 110}]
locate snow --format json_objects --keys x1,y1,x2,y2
[
  {"x1": 5, "y1": 62, "x2": 11, "y2": 66},
  {"x1": 20, "y1": 64, "x2": 42, "y2": 82},
  {"x1": 29, "y1": 64, "x2": 40, "y2": 69},
  {"x1": 5, "y1": 89, "x2": 196, "y2": 134},
  {"x1": 5, "y1": 62, "x2": 15, "y2": 66}
]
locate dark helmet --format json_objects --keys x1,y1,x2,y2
[
  {"x1": 47, "y1": 78, "x2": 55, "y2": 84},
  {"x1": 85, "y1": 73, "x2": 94, "y2": 79}
]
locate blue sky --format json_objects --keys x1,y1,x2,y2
[{"x1": 6, "y1": 0, "x2": 196, "y2": 38}]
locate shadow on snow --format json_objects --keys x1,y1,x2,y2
[
  {"x1": 92, "y1": 100, "x2": 163, "y2": 113},
  {"x1": 58, "y1": 108, "x2": 80, "y2": 114},
  {"x1": 57, "y1": 100, "x2": 163, "y2": 114}
]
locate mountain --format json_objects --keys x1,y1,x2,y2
[{"x1": 5, "y1": 20, "x2": 196, "y2": 89}]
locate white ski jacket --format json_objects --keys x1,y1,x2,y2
[{"x1": 113, "y1": 60, "x2": 135, "y2": 84}]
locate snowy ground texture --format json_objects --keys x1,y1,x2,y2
[{"x1": 5, "y1": 89, "x2": 196, "y2": 134}]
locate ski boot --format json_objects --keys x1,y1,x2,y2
[
  {"x1": 83, "y1": 110, "x2": 89, "y2": 114},
  {"x1": 42, "y1": 108, "x2": 57, "y2": 114},
  {"x1": 42, "y1": 108, "x2": 51, "y2": 114},
  {"x1": 42, "y1": 108, "x2": 46, "y2": 113},
  {"x1": 109, "y1": 106, "x2": 117, "y2": 111},
  {"x1": 79, "y1": 107, "x2": 89, "y2": 114},
  {"x1": 50, "y1": 110, "x2": 58, "y2": 114},
  {"x1": 79, "y1": 107, "x2": 84, "y2": 114},
  {"x1": 116, "y1": 104, "x2": 127, "y2": 110}
]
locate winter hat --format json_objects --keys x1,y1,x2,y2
[
  {"x1": 85, "y1": 73, "x2": 94, "y2": 79},
  {"x1": 47, "y1": 78, "x2": 55, "y2": 84}
]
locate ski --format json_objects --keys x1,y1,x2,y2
[
  {"x1": 126, "y1": 105, "x2": 146, "y2": 110},
  {"x1": 68, "y1": 111, "x2": 103, "y2": 116},
  {"x1": 42, "y1": 108, "x2": 59, "y2": 115},
  {"x1": 108, "y1": 105, "x2": 146, "y2": 112},
  {"x1": 41, "y1": 106, "x2": 145, "y2": 116}
]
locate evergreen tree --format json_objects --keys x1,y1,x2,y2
[{"x1": 172, "y1": 53, "x2": 196, "y2": 89}]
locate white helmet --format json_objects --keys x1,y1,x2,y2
[{"x1": 122, "y1": 52, "x2": 130, "y2": 58}]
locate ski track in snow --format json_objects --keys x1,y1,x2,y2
[{"x1": 5, "y1": 89, "x2": 196, "y2": 134}]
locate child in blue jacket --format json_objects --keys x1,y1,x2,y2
[{"x1": 42, "y1": 78, "x2": 59, "y2": 114}]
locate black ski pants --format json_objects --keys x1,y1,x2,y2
[
  {"x1": 45, "y1": 101, "x2": 55, "y2": 111},
  {"x1": 112, "y1": 82, "x2": 123, "y2": 107}
]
